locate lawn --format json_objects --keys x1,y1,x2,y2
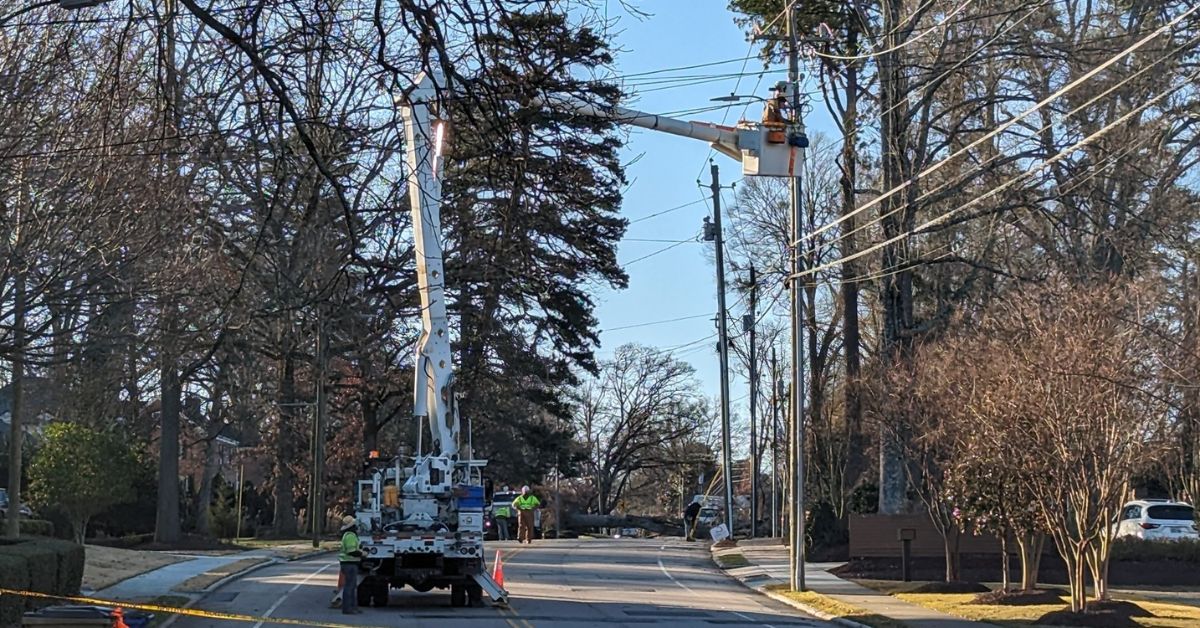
[
  {"x1": 765, "y1": 585, "x2": 908, "y2": 628},
  {"x1": 172, "y1": 557, "x2": 270, "y2": 593},
  {"x1": 714, "y1": 551, "x2": 751, "y2": 569},
  {"x1": 83, "y1": 544, "x2": 188, "y2": 591},
  {"x1": 849, "y1": 581, "x2": 1200, "y2": 628}
]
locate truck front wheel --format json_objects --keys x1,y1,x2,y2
[{"x1": 371, "y1": 581, "x2": 389, "y2": 607}]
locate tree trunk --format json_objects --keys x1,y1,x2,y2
[
  {"x1": 1018, "y1": 533, "x2": 1044, "y2": 590},
  {"x1": 999, "y1": 532, "x2": 1010, "y2": 591},
  {"x1": 5, "y1": 270, "x2": 25, "y2": 539},
  {"x1": 943, "y1": 529, "x2": 961, "y2": 582},
  {"x1": 194, "y1": 428, "x2": 220, "y2": 537},
  {"x1": 1088, "y1": 543, "x2": 1111, "y2": 601},
  {"x1": 273, "y1": 353, "x2": 299, "y2": 538},
  {"x1": 155, "y1": 360, "x2": 182, "y2": 544},
  {"x1": 839, "y1": 31, "x2": 864, "y2": 496},
  {"x1": 877, "y1": 0, "x2": 912, "y2": 515},
  {"x1": 74, "y1": 517, "x2": 89, "y2": 545}
]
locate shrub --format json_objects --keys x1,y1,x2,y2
[
  {"x1": 34, "y1": 539, "x2": 85, "y2": 595},
  {"x1": 0, "y1": 518, "x2": 55, "y2": 537},
  {"x1": 1, "y1": 541, "x2": 60, "y2": 608},
  {"x1": 849, "y1": 483, "x2": 879, "y2": 515},
  {"x1": 0, "y1": 537, "x2": 86, "y2": 620},
  {"x1": 1110, "y1": 537, "x2": 1200, "y2": 563},
  {"x1": 0, "y1": 552, "x2": 27, "y2": 626}
]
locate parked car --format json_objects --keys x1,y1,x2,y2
[
  {"x1": 1113, "y1": 499, "x2": 1198, "y2": 541},
  {"x1": 697, "y1": 507, "x2": 720, "y2": 528},
  {"x1": 0, "y1": 488, "x2": 33, "y2": 518}
]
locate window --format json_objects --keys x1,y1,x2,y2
[
  {"x1": 1120, "y1": 505, "x2": 1141, "y2": 520},
  {"x1": 1146, "y1": 505, "x2": 1195, "y2": 521}
]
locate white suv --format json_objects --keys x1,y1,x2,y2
[{"x1": 1114, "y1": 500, "x2": 1198, "y2": 541}]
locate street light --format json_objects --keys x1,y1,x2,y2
[
  {"x1": 1, "y1": 0, "x2": 111, "y2": 26},
  {"x1": 710, "y1": 94, "x2": 767, "y2": 104}
]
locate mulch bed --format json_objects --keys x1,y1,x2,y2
[
  {"x1": 908, "y1": 581, "x2": 989, "y2": 594},
  {"x1": 1035, "y1": 600, "x2": 1151, "y2": 627},
  {"x1": 971, "y1": 588, "x2": 1065, "y2": 606},
  {"x1": 833, "y1": 554, "x2": 1200, "y2": 587}
]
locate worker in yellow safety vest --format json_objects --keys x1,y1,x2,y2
[
  {"x1": 513, "y1": 485, "x2": 541, "y2": 544},
  {"x1": 493, "y1": 490, "x2": 513, "y2": 541},
  {"x1": 338, "y1": 516, "x2": 364, "y2": 614}
]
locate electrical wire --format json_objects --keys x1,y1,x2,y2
[
  {"x1": 627, "y1": 198, "x2": 707, "y2": 225},
  {"x1": 601, "y1": 312, "x2": 714, "y2": 333},
  {"x1": 807, "y1": 26, "x2": 1200, "y2": 261},
  {"x1": 810, "y1": 0, "x2": 974, "y2": 62},
  {"x1": 793, "y1": 66, "x2": 1200, "y2": 281},
  {"x1": 801, "y1": 2, "x2": 1200, "y2": 248},
  {"x1": 620, "y1": 233, "x2": 699, "y2": 267}
]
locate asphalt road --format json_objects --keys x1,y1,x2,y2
[{"x1": 172, "y1": 538, "x2": 828, "y2": 628}]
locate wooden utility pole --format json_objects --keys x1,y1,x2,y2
[
  {"x1": 747, "y1": 266, "x2": 759, "y2": 538},
  {"x1": 707, "y1": 162, "x2": 735, "y2": 537},
  {"x1": 786, "y1": 3, "x2": 807, "y2": 592}
]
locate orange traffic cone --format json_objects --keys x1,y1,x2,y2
[
  {"x1": 492, "y1": 550, "x2": 504, "y2": 588},
  {"x1": 112, "y1": 608, "x2": 129, "y2": 628}
]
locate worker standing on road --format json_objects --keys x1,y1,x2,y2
[
  {"x1": 684, "y1": 498, "x2": 702, "y2": 541},
  {"x1": 339, "y1": 515, "x2": 364, "y2": 615},
  {"x1": 513, "y1": 485, "x2": 541, "y2": 544},
  {"x1": 494, "y1": 491, "x2": 513, "y2": 541}
]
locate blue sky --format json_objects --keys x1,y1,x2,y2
[{"x1": 589, "y1": 2, "x2": 833, "y2": 448}]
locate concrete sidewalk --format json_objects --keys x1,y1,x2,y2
[
  {"x1": 94, "y1": 545, "x2": 332, "y2": 602},
  {"x1": 715, "y1": 541, "x2": 986, "y2": 628}
]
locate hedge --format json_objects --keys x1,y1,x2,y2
[
  {"x1": 0, "y1": 553, "x2": 26, "y2": 627},
  {"x1": 1111, "y1": 537, "x2": 1200, "y2": 563},
  {"x1": 0, "y1": 519, "x2": 57, "y2": 537},
  {"x1": 0, "y1": 538, "x2": 86, "y2": 623}
]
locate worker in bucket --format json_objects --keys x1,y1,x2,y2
[
  {"x1": 513, "y1": 485, "x2": 541, "y2": 544},
  {"x1": 338, "y1": 515, "x2": 365, "y2": 614}
]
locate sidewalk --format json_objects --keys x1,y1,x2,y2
[
  {"x1": 714, "y1": 540, "x2": 985, "y2": 628},
  {"x1": 93, "y1": 544, "x2": 332, "y2": 602}
]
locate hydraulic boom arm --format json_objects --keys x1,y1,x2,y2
[{"x1": 400, "y1": 72, "x2": 459, "y2": 460}]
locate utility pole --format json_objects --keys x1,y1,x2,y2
[
  {"x1": 770, "y1": 346, "x2": 779, "y2": 538},
  {"x1": 747, "y1": 266, "x2": 759, "y2": 538},
  {"x1": 786, "y1": 3, "x2": 808, "y2": 592},
  {"x1": 705, "y1": 162, "x2": 736, "y2": 538},
  {"x1": 311, "y1": 312, "x2": 327, "y2": 548}
]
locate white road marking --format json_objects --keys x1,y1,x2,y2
[
  {"x1": 656, "y1": 544, "x2": 769, "y2": 625},
  {"x1": 252, "y1": 562, "x2": 334, "y2": 628}
]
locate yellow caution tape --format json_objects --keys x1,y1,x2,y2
[{"x1": 0, "y1": 587, "x2": 409, "y2": 627}]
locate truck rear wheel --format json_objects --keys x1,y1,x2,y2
[{"x1": 450, "y1": 584, "x2": 467, "y2": 607}]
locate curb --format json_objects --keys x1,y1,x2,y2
[
  {"x1": 709, "y1": 550, "x2": 873, "y2": 628},
  {"x1": 754, "y1": 584, "x2": 873, "y2": 628},
  {"x1": 158, "y1": 558, "x2": 281, "y2": 628},
  {"x1": 285, "y1": 548, "x2": 336, "y2": 562}
]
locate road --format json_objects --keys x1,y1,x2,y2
[{"x1": 172, "y1": 538, "x2": 827, "y2": 628}]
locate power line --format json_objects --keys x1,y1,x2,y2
[
  {"x1": 801, "y1": 2, "x2": 1200, "y2": 248},
  {"x1": 794, "y1": 66, "x2": 1200, "y2": 281},
  {"x1": 601, "y1": 312, "x2": 713, "y2": 333},
  {"x1": 808, "y1": 26, "x2": 1200, "y2": 261},
  {"x1": 627, "y1": 198, "x2": 707, "y2": 224},
  {"x1": 809, "y1": 0, "x2": 973, "y2": 62},
  {"x1": 620, "y1": 234, "x2": 698, "y2": 267}
]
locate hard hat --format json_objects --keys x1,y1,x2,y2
[
  {"x1": 521, "y1": 485, "x2": 530, "y2": 492},
  {"x1": 340, "y1": 515, "x2": 357, "y2": 531}
]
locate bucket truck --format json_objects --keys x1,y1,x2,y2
[
  {"x1": 349, "y1": 71, "x2": 802, "y2": 610},
  {"x1": 350, "y1": 71, "x2": 501, "y2": 609}
]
